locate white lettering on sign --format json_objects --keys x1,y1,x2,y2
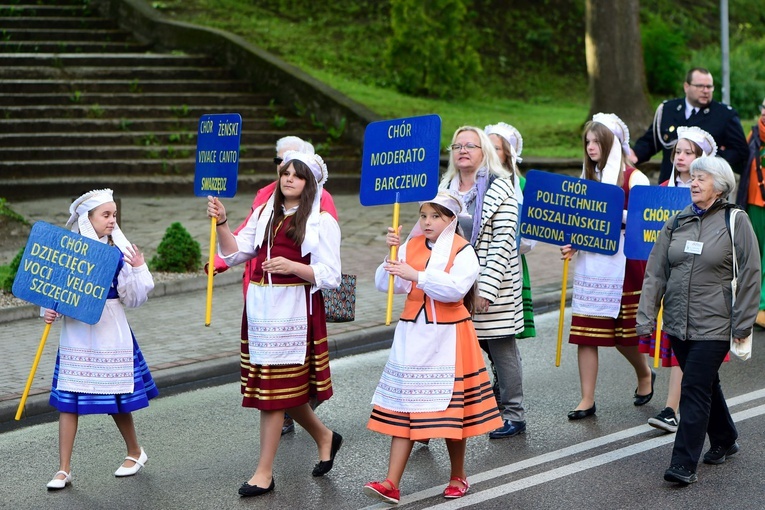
[
  {"x1": 200, "y1": 120, "x2": 214, "y2": 134},
  {"x1": 198, "y1": 150, "x2": 217, "y2": 163},
  {"x1": 218, "y1": 150, "x2": 238, "y2": 163},
  {"x1": 218, "y1": 121, "x2": 239, "y2": 136},
  {"x1": 387, "y1": 121, "x2": 412, "y2": 138},
  {"x1": 374, "y1": 173, "x2": 428, "y2": 191},
  {"x1": 369, "y1": 147, "x2": 426, "y2": 166}
]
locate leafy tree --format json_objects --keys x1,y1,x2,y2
[{"x1": 385, "y1": 0, "x2": 481, "y2": 98}]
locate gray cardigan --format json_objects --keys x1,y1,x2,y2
[{"x1": 636, "y1": 201, "x2": 761, "y2": 341}]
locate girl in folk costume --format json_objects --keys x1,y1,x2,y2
[
  {"x1": 43, "y1": 189, "x2": 157, "y2": 490},
  {"x1": 207, "y1": 150, "x2": 342, "y2": 497},
  {"x1": 561, "y1": 113, "x2": 654, "y2": 420},
  {"x1": 485, "y1": 122, "x2": 537, "y2": 340},
  {"x1": 363, "y1": 192, "x2": 502, "y2": 504},
  {"x1": 638, "y1": 126, "x2": 719, "y2": 433}
]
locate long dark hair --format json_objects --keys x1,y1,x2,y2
[
  {"x1": 422, "y1": 202, "x2": 476, "y2": 314},
  {"x1": 272, "y1": 159, "x2": 317, "y2": 245}
]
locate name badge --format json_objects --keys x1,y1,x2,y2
[{"x1": 684, "y1": 240, "x2": 703, "y2": 255}]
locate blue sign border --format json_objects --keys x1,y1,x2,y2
[
  {"x1": 519, "y1": 170, "x2": 624, "y2": 255},
  {"x1": 194, "y1": 113, "x2": 242, "y2": 198},
  {"x1": 12, "y1": 222, "x2": 121, "y2": 325},
  {"x1": 360, "y1": 114, "x2": 441, "y2": 206},
  {"x1": 624, "y1": 185, "x2": 690, "y2": 260}
]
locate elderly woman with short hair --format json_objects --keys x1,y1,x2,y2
[{"x1": 637, "y1": 156, "x2": 761, "y2": 485}]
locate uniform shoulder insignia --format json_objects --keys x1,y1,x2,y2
[{"x1": 727, "y1": 105, "x2": 732, "y2": 110}]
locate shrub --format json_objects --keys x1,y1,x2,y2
[
  {"x1": 149, "y1": 222, "x2": 201, "y2": 273},
  {"x1": 688, "y1": 35, "x2": 765, "y2": 119},
  {"x1": 1, "y1": 247, "x2": 24, "y2": 293},
  {"x1": 641, "y1": 13, "x2": 688, "y2": 95},
  {"x1": 385, "y1": 0, "x2": 481, "y2": 99}
]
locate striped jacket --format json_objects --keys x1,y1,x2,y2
[{"x1": 473, "y1": 177, "x2": 525, "y2": 339}]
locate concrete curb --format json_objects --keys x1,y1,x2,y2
[
  {"x1": 1, "y1": 287, "x2": 569, "y2": 427},
  {"x1": 0, "y1": 270, "x2": 243, "y2": 325}
]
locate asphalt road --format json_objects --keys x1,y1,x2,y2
[{"x1": 2, "y1": 309, "x2": 765, "y2": 510}]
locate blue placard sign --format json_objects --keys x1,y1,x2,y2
[
  {"x1": 194, "y1": 113, "x2": 242, "y2": 198},
  {"x1": 360, "y1": 114, "x2": 441, "y2": 206},
  {"x1": 12, "y1": 222, "x2": 122, "y2": 325},
  {"x1": 519, "y1": 170, "x2": 624, "y2": 255},
  {"x1": 624, "y1": 186, "x2": 690, "y2": 260}
]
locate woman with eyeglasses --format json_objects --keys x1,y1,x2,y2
[{"x1": 439, "y1": 126, "x2": 526, "y2": 440}]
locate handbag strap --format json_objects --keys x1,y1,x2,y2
[{"x1": 730, "y1": 208, "x2": 740, "y2": 305}]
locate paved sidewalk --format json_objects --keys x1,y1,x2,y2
[{"x1": 0, "y1": 194, "x2": 571, "y2": 425}]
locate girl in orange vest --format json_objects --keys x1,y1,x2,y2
[{"x1": 363, "y1": 191, "x2": 502, "y2": 504}]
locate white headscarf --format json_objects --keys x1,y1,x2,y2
[
  {"x1": 589, "y1": 113, "x2": 630, "y2": 186},
  {"x1": 251, "y1": 151, "x2": 328, "y2": 281},
  {"x1": 66, "y1": 188, "x2": 131, "y2": 252},
  {"x1": 485, "y1": 122, "x2": 523, "y2": 166},
  {"x1": 667, "y1": 126, "x2": 718, "y2": 186}
]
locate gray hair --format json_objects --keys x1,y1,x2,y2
[
  {"x1": 275, "y1": 136, "x2": 314, "y2": 155},
  {"x1": 689, "y1": 156, "x2": 736, "y2": 201}
]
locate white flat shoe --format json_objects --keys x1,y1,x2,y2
[
  {"x1": 114, "y1": 447, "x2": 148, "y2": 477},
  {"x1": 47, "y1": 470, "x2": 72, "y2": 490}
]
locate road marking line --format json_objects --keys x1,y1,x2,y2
[
  {"x1": 358, "y1": 388, "x2": 765, "y2": 509},
  {"x1": 425, "y1": 403, "x2": 765, "y2": 509}
]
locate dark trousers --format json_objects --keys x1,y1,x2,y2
[{"x1": 669, "y1": 336, "x2": 737, "y2": 472}]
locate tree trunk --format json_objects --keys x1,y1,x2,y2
[{"x1": 585, "y1": 0, "x2": 652, "y2": 136}]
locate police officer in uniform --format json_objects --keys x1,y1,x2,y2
[{"x1": 630, "y1": 67, "x2": 748, "y2": 183}]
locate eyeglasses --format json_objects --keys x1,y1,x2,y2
[
  {"x1": 689, "y1": 83, "x2": 714, "y2": 91},
  {"x1": 449, "y1": 143, "x2": 481, "y2": 152},
  {"x1": 273, "y1": 157, "x2": 283, "y2": 165}
]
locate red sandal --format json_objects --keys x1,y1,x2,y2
[
  {"x1": 363, "y1": 478, "x2": 400, "y2": 504},
  {"x1": 443, "y1": 476, "x2": 470, "y2": 499}
]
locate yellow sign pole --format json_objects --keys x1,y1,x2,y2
[
  {"x1": 555, "y1": 257, "x2": 570, "y2": 367},
  {"x1": 205, "y1": 216, "x2": 217, "y2": 327},
  {"x1": 385, "y1": 200, "x2": 401, "y2": 326},
  {"x1": 15, "y1": 322, "x2": 52, "y2": 421},
  {"x1": 653, "y1": 305, "x2": 663, "y2": 368}
]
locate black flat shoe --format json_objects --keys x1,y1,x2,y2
[
  {"x1": 567, "y1": 403, "x2": 596, "y2": 420},
  {"x1": 634, "y1": 369, "x2": 656, "y2": 406},
  {"x1": 312, "y1": 431, "x2": 343, "y2": 477},
  {"x1": 238, "y1": 477, "x2": 275, "y2": 497}
]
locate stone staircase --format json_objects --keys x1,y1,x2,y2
[{"x1": 0, "y1": 0, "x2": 361, "y2": 199}]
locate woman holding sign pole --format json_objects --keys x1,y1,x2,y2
[
  {"x1": 440, "y1": 126, "x2": 527, "y2": 439},
  {"x1": 43, "y1": 188, "x2": 157, "y2": 490},
  {"x1": 208, "y1": 150, "x2": 342, "y2": 497},
  {"x1": 560, "y1": 114, "x2": 653, "y2": 420}
]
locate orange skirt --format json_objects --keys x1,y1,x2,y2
[{"x1": 367, "y1": 321, "x2": 502, "y2": 440}]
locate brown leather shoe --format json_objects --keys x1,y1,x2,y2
[{"x1": 755, "y1": 310, "x2": 765, "y2": 329}]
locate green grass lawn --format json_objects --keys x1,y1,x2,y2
[{"x1": 154, "y1": 0, "x2": 590, "y2": 157}]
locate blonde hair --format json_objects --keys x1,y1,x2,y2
[{"x1": 440, "y1": 126, "x2": 511, "y2": 187}]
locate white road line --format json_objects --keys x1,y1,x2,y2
[
  {"x1": 427, "y1": 403, "x2": 765, "y2": 509},
  {"x1": 359, "y1": 388, "x2": 765, "y2": 509}
]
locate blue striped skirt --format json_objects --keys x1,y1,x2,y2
[{"x1": 49, "y1": 334, "x2": 158, "y2": 415}]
